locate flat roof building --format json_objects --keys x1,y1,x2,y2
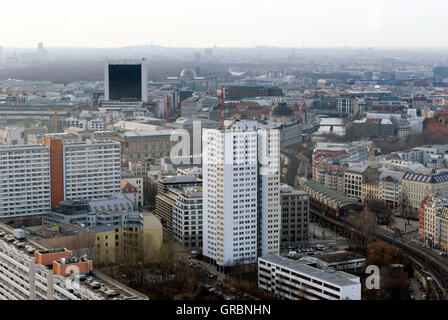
[
  {"x1": 104, "y1": 59, "x2": 148, "y2": 102},
  {"x1": 258, "y1": 255, "x2": 361, "y2": 300},
  {"x1": 0, "y1": 223, "x2": 148, "y2": 300}
]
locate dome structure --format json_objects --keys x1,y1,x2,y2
[
  {"x1": 180, "y1": 68, "x2": 196, "y2": 80},
  {"x1": 270, "y1": 102, "x2": 293, "y2": 117}
]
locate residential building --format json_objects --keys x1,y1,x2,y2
[
  {"x1": 344, "y1": 168, "x2": 364, "y2": 200},
  {"x1": 337, "y1": 96, "x2": 356, "y2": 114},
  {"x1": 419, "y1": 195, "x2": 448, "y2": 251},
  {"x1": 42, "y1": 137, "x2": 121, "y2": 209},
  {"x1": 0, "y1": 145, "x2": 50, "y2": 217},
  {"x1": 121, "y1": 180, "x2": 139, "y2": 210},
  {"x1": 361, "y1": 181, "x2": 379, "y2": 204},
  {"x1": 202, "y1": 122, "x2": 281, "y2": 271},
  {"x1": 402, "y1": 171, "x2": 448, "y2": 214}
]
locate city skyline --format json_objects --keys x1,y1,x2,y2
[{"x1": 2, "y1": 0, "x2": 448, "y2": 48}]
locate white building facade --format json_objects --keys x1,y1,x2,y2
[
  {"x1": 63, "y1": 140, "x2": 121, "y2": 201},
  {"x1": 258, "y1": 256, "x2": 361, "y2": 300},
  {"x1": 0, "y1": 145, "x2": 50, "y2": 217},
  {"x1": 202, "y1": 122, "x2": 280, "y2": 271}
]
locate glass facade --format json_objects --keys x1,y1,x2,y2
[{"x1": 108, "y1": 64, "x2": 142, "y2": 100}]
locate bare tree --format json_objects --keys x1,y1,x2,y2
[{"x1": 368, "y1": 199, "x2": 395, "y2": 226}]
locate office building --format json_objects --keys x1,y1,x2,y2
[
  {"x1": 104, "y1": 59, "x2": 148, "y2": 102},
  {"x1": 258, "y1": 256, "x2": 361, "y2": 300},
  {"x1": 280, "y1": 184, "x2": 309, "y2": 247}
]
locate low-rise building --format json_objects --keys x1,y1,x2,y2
[
  {"x1": 361, "y1": 181, "x2": 380, "y2": 204},
  {"x1": 258, "y1": 255, "x2": 361, "y2": 300},
  {"x1": 299, "y1": 251, "x2": 365, "y2": 272},
  {"x1": 43, "y1": 201, "x2": 163, "y2": 265}
]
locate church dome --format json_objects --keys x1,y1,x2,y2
[
  {"x1": 180, "y1": 68, "x2": 196, "y2": 80},
  {"x1": 270, "y1": 102, "x2": 293, "y2": 117}
]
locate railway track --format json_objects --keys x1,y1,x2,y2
[
  {"x1": 310, "y1": 207, "x2": 448, "y2": 298},
  {"x1": 374, "y1": 233, "x2": 448, "y2": 298}
]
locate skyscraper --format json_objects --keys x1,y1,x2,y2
[
  {"x1": 104, "y1": 59, "x2": 148, "y2": 102},
  {"x1": 202, "y1": 121, "x2": 281, "y2": 272}
]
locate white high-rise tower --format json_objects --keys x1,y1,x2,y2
[{"x1": 202, "y1": 121, "x2": 280, "y2": 272}]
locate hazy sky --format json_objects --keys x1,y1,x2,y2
[{"x1": 2, "y1": 0, "x2": 447, "y2": 48}]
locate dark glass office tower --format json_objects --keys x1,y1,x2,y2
[
  {"x1": 104, "y1": 59, "x2": 148, "y2": 102},
  {"x1": 108, "y1": 64, "x2": 142, "y2": 100}
]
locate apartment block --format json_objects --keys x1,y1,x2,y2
[
  {"x1": 63, "y1": 140, "x2": 121, "y2": 201},
  {"x1": 202, "y1": 122, "x2": 281, "y2": 271},
  {"x1": 0, "y1": 145, "x2": 51, "y2": 217},
  {"x1": 43, "y1": 136, "x2": 121, "y2": 208}
]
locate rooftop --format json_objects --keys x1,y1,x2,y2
[
  {"x1": 301, "y1": 180, "x2": 358, "y2": 207},
  {"x1": 260, "y1": 255, "x2": 360, "y2": 287},
  {"x1": 313, "y1": 251, "x2": 365, "y2": 263},
  {"x1": 0, "y1": 222, "x2": 147, "y2": 300},
  {"x1": 403, "y1": 171, "x2": 448, "y2": 183}
]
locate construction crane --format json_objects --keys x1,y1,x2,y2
[
  {"x1": 205, "y1": 87, "x2": 225, "y2": 129},
  {"x1": 166, "y1": 96, "x2": 170, "y2": 120},
  {"x1": 369, "y1": 145, "x2": 380, "y2": 166},
  {"x1": 53, "y1": 107, "x2": 58, "y2": 133},
  {"x1": 47, "y1": 107, "x2": 58, "y2": 133},
  {"x1": 205, "y1": 87, "x2": 285, "y2": 129}
]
